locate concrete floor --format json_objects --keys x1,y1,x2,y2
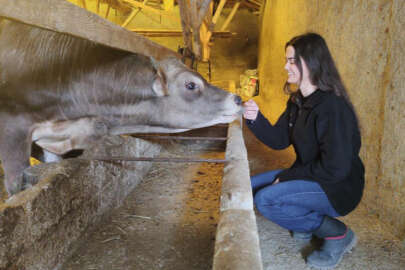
[{"x1": 244, "y1": 125, "x2": 405, "y2": 270}]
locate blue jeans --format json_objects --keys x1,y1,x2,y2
[{"x1": 252, "y1": 169, "x2": 340, "y2": 233}]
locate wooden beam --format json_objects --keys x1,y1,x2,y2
[
  {"x1": 122, "y1": 0, "x2": 178, "y2": 22},
  {"x1": 212, "y1": 0, "x2": 227, "y2": 24},
  {"x1": 129, "y1": 28, "x2": 234, "y2": 38},
  {"x1": 121, "y1": 8, "x2": 140, "y2": 27},
  {"x1": 0, "y1": 0, "x2": 179, "y2": 60},
  {"x1": 220, "y1": 1, "x2": 241, "y2": 31}
]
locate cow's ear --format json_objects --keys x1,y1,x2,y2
[
  {"x1": 152, "y1": 68, "x2": 168, "y2": 97},
  {"x1": 150, "y1": 57, "x2": 169, "y2": 97}
]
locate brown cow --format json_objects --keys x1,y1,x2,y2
[{"x1": 0, "y1": 19, "x2": 242, "y2": 196}]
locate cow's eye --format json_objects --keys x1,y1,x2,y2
[{"x1": 185, "y1": 81, "x2": 197, "y2": 90}]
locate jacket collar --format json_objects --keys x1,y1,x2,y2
[{"x1": 291, "y1": 89, "x2": 330, "y2": 109}]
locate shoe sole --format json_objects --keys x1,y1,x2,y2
[{"x1": 308, "y1": 232, "x2": 357, "y2": 270}]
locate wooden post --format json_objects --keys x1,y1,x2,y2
[
  {"x1": 97, "y1": 0, "x2": 100, "y2": 14},
  {"x1": 178, "y1": 0, "x2": 192, "y2": 52},
  {"x1": 80, "y1": 0, "x2": 87, "y2": 9},
  {"x1": 190, "y1": 0, "x2": 200, "y2": 59},
  {"x1": 200, "y1": 21, "x2": 209, "y2": 61},
  {"x1": 200, "y1": 1, "x2": 213, "y2": 62},
  {"x1": 220, "y1": 1, "x2": 241, "y2": 31},
  {"x1": 105, "y1": 3, "x2": 111, "y2": 18}
]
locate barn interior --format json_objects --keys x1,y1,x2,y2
[{"x1": 0, "y1": 1, "x2": 404, "y2": 270}]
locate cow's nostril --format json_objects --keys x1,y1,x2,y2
[{"x1": 234, "y1": 95, "x2": 242, "y2": 105}]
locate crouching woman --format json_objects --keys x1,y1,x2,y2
[{"x1": 243, "y1": 33, "x2": 365, "y2": 269}]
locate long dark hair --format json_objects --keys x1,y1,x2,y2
[{"x1": 284, "y1": 33, "x2": 359, "y2": 125}]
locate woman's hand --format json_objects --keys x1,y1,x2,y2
[{"x1": 243, "y1": 99, "x2": 259, "y2": 120}]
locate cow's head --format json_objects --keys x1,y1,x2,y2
[{"x1": 144, "y1": 57, "x2": 242, "y2": 132}]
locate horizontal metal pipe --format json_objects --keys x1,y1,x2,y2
[
  {"x1": 132, "y1": 135, "x2": 227, "y2": 141},
  {"x1": 89, "y1": 156, "x2": 228, "y2": 163}
]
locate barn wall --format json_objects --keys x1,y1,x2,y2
[{"x1": 257, "y1": 0, "x2": 404, "y2": 239}]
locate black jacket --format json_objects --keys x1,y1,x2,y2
[{"x1": 247, "y1": 90, "x2": 364, "y2": 216}]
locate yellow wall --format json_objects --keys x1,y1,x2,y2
[{"x1": 257, "y1": 0, "x2": 404, "y2": 239}]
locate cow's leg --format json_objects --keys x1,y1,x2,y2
[{"x1": 0, "y1": 124, "x2": 32, "y2": 196}]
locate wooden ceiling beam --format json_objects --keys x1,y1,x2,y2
[
  {"x1": 220, "y1": 0, "x2": 241, "y2": 31},
  {"x1": 122, "y1": 0, "x2": 178, "y2": 22},
  {"x1": 130, "y1": 28, "x2": 234, "y2": 38},
  {"x1": 0, "y1": 0, "x2": 178, "y2": 60}
]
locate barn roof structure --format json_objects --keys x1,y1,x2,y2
[{"x1": 0, "y1": 0, "x2": 262, "y2": 63}]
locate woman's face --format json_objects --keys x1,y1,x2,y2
[
  {"x1": 285, "y1": 46, "x2": 313, "y2": 88},
  {"x1": 285, "y1": 46, "x2": 301, "y2": 85}
]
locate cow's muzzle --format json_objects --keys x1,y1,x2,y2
[{"x1": 234, "y1": 95, "x2": 242, "y2": 106}]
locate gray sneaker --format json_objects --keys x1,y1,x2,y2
[{"x1": 307, "y1": 228, "x2": 357, "y2": 269}]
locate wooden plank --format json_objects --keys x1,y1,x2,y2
[{"x1": 0, "y1": 0, "x2": 178, "y2": 60}]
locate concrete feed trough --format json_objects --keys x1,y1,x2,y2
[
  {"x1": 0, "y1": 119, "x2": 262, "y2": 270},
  {"x1": 0, "y1": 136, "x2": 161, "y2": 269}
]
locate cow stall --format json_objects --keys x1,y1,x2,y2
[
  {"x1": 0, "y1": 1, "x2": 262, "y2": 269},
  {"x1": 0, "y1": 121, "x2": 261, "y2": 270}
]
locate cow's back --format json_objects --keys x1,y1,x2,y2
[{"x1": 0, "y1": 19, "x2": 156, "y2": 120}]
